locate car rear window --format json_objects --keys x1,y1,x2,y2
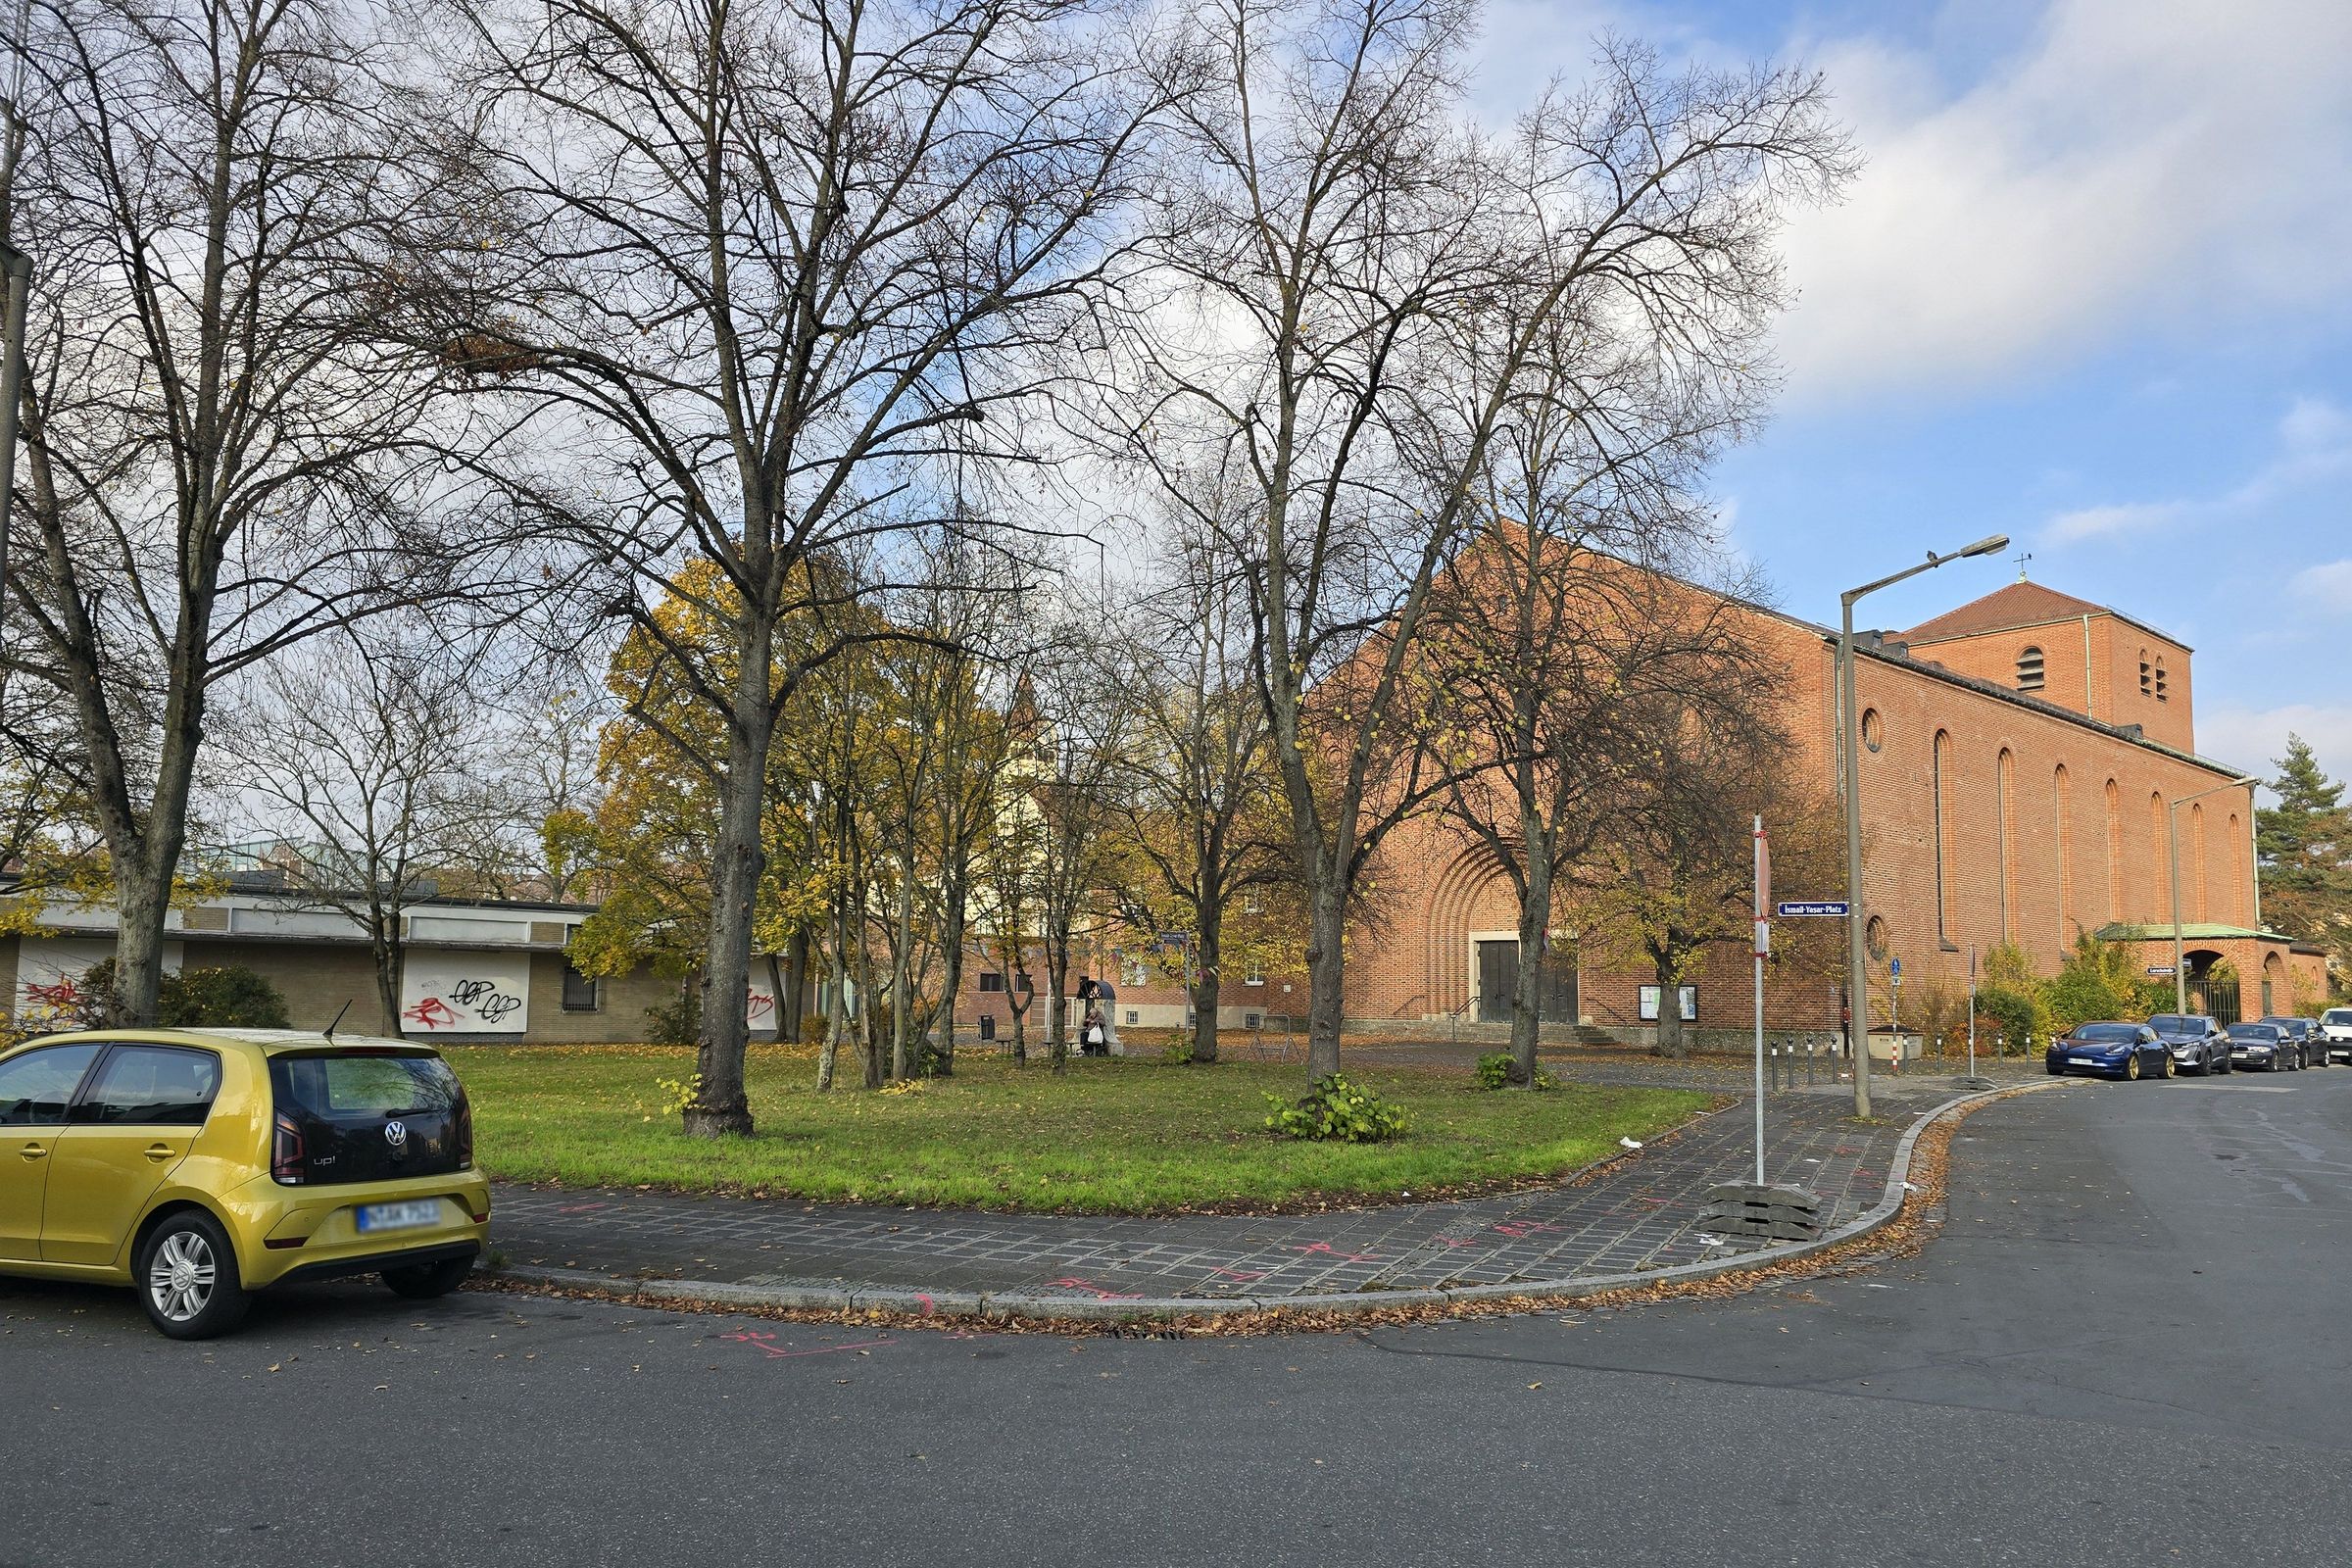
[{"x1": 270, "y1": 1051, "x2": 461, "y2": 1117}]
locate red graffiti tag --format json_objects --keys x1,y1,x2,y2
[
  {"x1": 748, "y1": 993, "x2": 776, "y2": 1020},
  {"x1": 402, "y1": 997, "x2": 460, "y2": 1030}
]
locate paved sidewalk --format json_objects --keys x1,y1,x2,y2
[{"x1": 489, "y1": 1078, "x2": 1983, "y2": 1306}]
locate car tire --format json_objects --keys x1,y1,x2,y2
[
  {"x1": 382, "y1": 1254, "x2": 475, "y2": 1300},
  {"x1": 2161, "y1": 1052, "x2": 2176, "y2": 1079},
  {"x1": 2125, "y1": 1053, "x2": 2141, "y2": 1081},
  {"x1": 2218, "y1": 1054, "x2": 2231, "y2": 1075},
  {"x1": 135, "y1": 1208, "x2": 251, "y2": 1341}
]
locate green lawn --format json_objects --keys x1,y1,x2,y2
[{"x1": 445, "y1": 1044, "x2": 1714, "y2": 1214}]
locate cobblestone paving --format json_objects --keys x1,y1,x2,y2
[{"x1": 490, "y1": 1078, "x2": 1971, "y2": 1302}]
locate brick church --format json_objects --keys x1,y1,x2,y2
[{"x1": 1031, "y1": 570, "x2": 2328, "y2": 1049}]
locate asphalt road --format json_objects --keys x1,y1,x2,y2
[{"x1": 7, "y1": 1070, "x2": 2351, "y2": 1567}]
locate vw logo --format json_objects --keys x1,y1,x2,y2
[{"x1": 384, "y1": 1120, "x2": 409, "y2": 1149}]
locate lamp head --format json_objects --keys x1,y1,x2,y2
[{"x1": 1955, "y1": 533, "x2": 2009, "y2": 560}]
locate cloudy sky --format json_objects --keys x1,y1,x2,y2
[{"x1": 1472, "y1": 0, "x2": 2352, "y2": 787}]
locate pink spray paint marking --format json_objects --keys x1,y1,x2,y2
[
  {"x1": 1210, "y1": 1268, "x2": 1265, "y2": 1283},
  {"x1": 721, "y1": 1329, "x2": 898, "y2": 1360},
  {"x1": 1286, "y1": 1241, "x2": 1382, "y2": 1263},
  {"x1": 1043, "y1": 1277, "x2": 1144, "y2": 1300},
  {"x1": 1489, "y1": 1221, "x2": 1565, "y2": 1240}
]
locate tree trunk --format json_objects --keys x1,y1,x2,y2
[
  {"x1": 1047, "y1": 939, "x2": 1070, "y2": 1075},
  {"x1": 781, "y1": 926, "x2": 809, "y2": 1043},
  {"x1": 816, "y1": 894, "x2": 848, "y2": 1091},
  {"x1": 1303, "y1": 877, "x2": 1348, "y2": 1078},
  {"x1": 1653, "y1": 950, "x2": 1689, "y2": 1059},
  {"x1": 888, "y1": 858, "x2": 916, "y2": 1080},
  {"x1": 1510, "y1": 856, "x2": 1553, "y2": 1088},
  {"x1": 931, "y1": 869, "x2": 966, "y2": 1078},
  {"x1": 854, "y1": 899, "x2": 883, "y2": 1090},
  {"x1": 110, "y1": 859, "x2": 172, "y2": 1027},
  {"x1": 373, "y1": 922, "x2": 404, "y2": 1039},
  {"x1": 687, "y1": 655, "x2": 775, "y2": 1137},
  {"x1": 1192, "y1": 907, "x2": 1222, "y2": 1064}
]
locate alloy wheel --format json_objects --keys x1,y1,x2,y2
[{"x1": 148, "y1": 1230, "x2": 216, "y2": 1324}]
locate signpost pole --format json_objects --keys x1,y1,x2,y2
[
  {"x1": 1968, "y1": 945, "x2": 1979, "y2": 1081},
  {"x1": 1753, "y1": 816, "x2": 1769, "y2": 1187}
]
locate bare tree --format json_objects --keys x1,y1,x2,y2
[
  {"x1": 1, "y1": 0, "x2": 534, "y2": 1024},
  {"x1": 206, "y1": 628, "x2": 510, "y2": 1033},
  {"x1": 1107, "y1": 12, "x2": 1852, "y2": 1075},
  {"x1": 1021, "y1": 615, "x2": 1129, "y2": 1072},
  {"x1": 445, "y1": 0, "x2": 1171, "y2": 1135},
  {"x1": 1103, "y1": 495, "x2": 1287, "y2": 1063}
]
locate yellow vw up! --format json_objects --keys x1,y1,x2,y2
[{"x1": 0, "y1": 1027, "x2": 490, "y2": 1338}]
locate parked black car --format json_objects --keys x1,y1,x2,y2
[
  {"x1": 2258, "y1": 1017, "x2": 2321, "y2": 1069},
  {"x1": 2048, "y1": 1021, "x2": 2172, "y2": 1079},
  {"x1": 2227, "y1": 1021, "x2": 2300, "y2": 1071},
  {"x1": 2147, "y1": 1013, "x2": 2230, "y2": 1075}
]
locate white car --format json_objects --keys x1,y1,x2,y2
[{"x1": 2321, "y1": 1008, "x2": 2352, "y2": 1065}]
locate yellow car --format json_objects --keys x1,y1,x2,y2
[{"x1": 0, "y1": 1027, "x2": 490, "y2": 1338}]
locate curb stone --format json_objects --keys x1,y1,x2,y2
[{"x1": 486, "y1": 1081, "x2": 2066, "y2": 1324}]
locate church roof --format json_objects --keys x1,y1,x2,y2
[{"x1": 1900, "y1": 581, "x2": 2114, "y2": 643}]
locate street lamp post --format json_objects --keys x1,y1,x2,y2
[
  {"x1": 1838, "y1": 533, "x2": 2007, "y2": 1118},
  {"x1": 2168, "y1": 777, "x2": 2258, "y2": 1018}
]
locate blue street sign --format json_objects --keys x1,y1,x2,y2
[
  {"x1": 1889, "y1": 957, "x2": 1902, "y2": 979},
  {"x1": 1775, "y1": 900, "x2": 1849, "y2": 917}
]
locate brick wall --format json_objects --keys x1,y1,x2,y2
[{"x1": 1337, "y1": 583, "x2": 2262, "y2": 1039}]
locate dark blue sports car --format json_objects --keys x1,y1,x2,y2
[{"x1": 2047, "y1": 1021, "x2": 2171, "y2": 1080}]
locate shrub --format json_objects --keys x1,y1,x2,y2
[
  {"x1": 163, "y1": 965, "x2": 291, "y2": 1027},
  {"x1": 1473, "y1": 1051, "x2": 1555, "y2": 1091},
  {"x1": 1974, "y1": 983, "x2": 2051, "y2": 1051},
  {"x1": 1262, "y1": 1072, "x2": 1409, "y2": 1143},
  {"x1": 69, "y1": 959, "x2": 289, "y2": 1029},
  {"x1": 645, "y1": 980, "x2": 702, "y2": 1046},
  {"x1": 1162, "y1": 1027, "x2": 1196, "y2": 1065}
]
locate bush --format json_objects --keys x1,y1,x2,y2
[
  {"x1": 1162, "y1": 1027, "x2": 1196, "y2": 1065},
  {"x1": 1473, "y1": 1051, "x2": 1555, "y2": 1091},
  {"x1": 1262, "y1": 1072, "x2": 1409, "y2": 1143},
  {"x1": 1974, "y1": 983, "x2": 2052, "y2": 1051},
  {"x1": 645, "y1": 980, "x2": 702, "y2": 1046},
  {"x1": 69, "y1": 959, "x2": 289, "y2": 1029}
]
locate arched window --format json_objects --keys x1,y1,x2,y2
[
  {"x1": 2138, "y1": 651, "x2": 2152, "y2": 696},
  {"x1": 2105, "y1": 778, "x2": 2123, "y2": 921},
  {"x1": 1998, "y1": 749, "x2": 2018, "y2": 943},
  {"x1": 1865, "y1": 914, "x2": 1888, "y2": 959},
  {"x1": 2154, "y1": 659, "x2": 2170, "y2": 702},
  {"x1": 2017, "y1": 646, "x2": 2045, "y2": 692},
  {"x1": 2054, "y1": 763, "x2": 2073, "y2": 947},
  {"x1": 1861, "y1": 708, "x2": 1884, "y2": 753},
  {"x1": 1933, "y1": 730, "x2": 1953, "y2": 944},
  {"x1": 2229, "y1": 811, "x2": 2247, "y2": 923},
  {"x1": 2191, "y1": 802, "x2": 2208, "y2": 920}
]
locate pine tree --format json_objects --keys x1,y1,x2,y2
[{"x1": 2255, "y1": 735, "x2": 2352, "y2": 988}]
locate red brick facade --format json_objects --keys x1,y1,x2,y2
[{"x1": 1341, "y1": 575, "x2": 2327, "y2": 1039}]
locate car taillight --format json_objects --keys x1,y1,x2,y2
[
  {"x1": 453, "y1": 1086, "x2": 474, "y2": 1170},
  {"x1": 272, "y1": 1111, "x2": 306, "y2": 1184}
]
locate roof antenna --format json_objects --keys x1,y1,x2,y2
[
  {"x1": 323, "y1": 999, "x2": 352, "y2": 1042},
  {"x1": 2013, "y1": 550, "x2": 2034, "y2": 581}
]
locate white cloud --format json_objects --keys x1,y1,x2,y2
[
  {"x1": 2291, "y1": 560, "x2": 2352, "y2": 612},
  {"x1": 2197, "y1": 703, "x2": 2352, "y2": 789},
  {"x1": 1770, "y1": 0, "x2": 2352, "y2": 403},
  {"x1": 2037, "y1": 396, "x2": 2352, "y2": 549}
]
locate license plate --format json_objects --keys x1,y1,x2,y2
[
  {"x1": 357, "y1": 1200, "x2": 442, "y2": 1233},
  {"x1": 2072, "y1": 1056, "x2": 2098, "y2": 1065}
]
